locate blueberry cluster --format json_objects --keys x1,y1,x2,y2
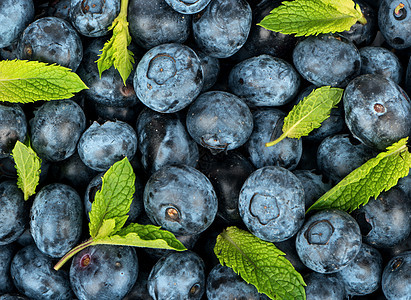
[{"x1": 0, "y1": 0, "x2": 411, "y2": 299}]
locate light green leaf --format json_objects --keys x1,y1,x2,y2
[
  {"x1": 0, "y1": 60, "x2": 88, "y2": 103},
  {"x1": 95, "y1": 223, "x2": 187, "y2": 251},
  {"x1": 214, "y1": 227, "x2": 306, "y2": 300},
  {"x1": 89, "y1": 157, "x2": 135, "y2": 238},
  {"x1": 96, "y1": 0, "x2": 134, "y2": 85},
  {"x1": 94, "y1": 219, "x2": 117, "y2": 240},
  {"x1": 258, "y1": 0, "x2": 367, "y2": 37},
  {"x1": 307, "y1": 137, "x2": 411, "y2": 213},
  {"x1": 11, "y1": 140, "x2": 41, "y2": 200},
  {"x1": 266, "y1": 86, "x2": 343, "y2": 147}
]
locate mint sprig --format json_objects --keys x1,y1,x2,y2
[
  {"x1": 258, "y1": 0, "x2": 367, "y2": 37},
  {"x1": 214, "y1": 226, "x2": 306, "y2": 300},
  {"x1": 96, "y1": 0, "x2": 134, "y2": 85},
  {"x1": 307, "y1": 137, "x2": 411, "y2": 213},
  {"x1": 0, "y1": 60, "x2": 88, "y2": 103},
  {"x1": 11, "y1": 140, "x2": 41, "y2": 200},
  {"x1": 54, "y1": 158, "x2": 186, "y2": 270},
  {"x1": 266, "y1": 86, "x2": 343, "y2": 147}
]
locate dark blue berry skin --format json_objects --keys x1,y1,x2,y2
[
  {"x1": 398, "y1": 172, "x2": 411, "y2": 200},
  {"x1": 30, "y1": 100, "x2": 86, "y2": 162},
  {"x1": 353, "y1": 187, "x2": 411, "y2": 249},
  {"x1": 147, "y1": 251, "x2": 205, "y2": 300},
  {"x1": 359, "y1": 46, "x2": 403, "y2": 84},
  {"x1": 341, "y1": 0, "x2": 377, "y2": 46},
  {"x1": 406, "y1": 57, "x2": 411, "y2": 96},
  {"x1": 186, "y1": 91, "x2": 253, "y2": 153},
  {"x1": 382, "y1": 251, "x2": 411, "y2": 299},
  {"x1": 296, "y1": 209, "x2": 362, "y2": 274},
  {"x1": 0, "y1": 0, "x2": 34, "y2": 48},
  {"x1": 84, "y1": 172, "x2": 143, "y2": 223},
  {"x1": 47, "y1": 0, "x2": 71, "y2": 20},
  {"x1": 69, "y1": 0, "x2": 120, "y2": 37},
  {"x1": 192, "y1": 0, "x2": 252, "y2": 58},
  {"x1": 196, "y1": 49, "x2": 220, "y2": 92},
  {"x1": 239, "y1": 166, "x2": 305, "y2": 242},
  {"x1": 246, "y1": 108, "x2": 302, "y2": 170},
  {"x1": 18, "y1": 17, "x2": 83, "y2": 71},
  {"x1": 136, "y1": 108, "x2": 199, "y2": 174},
  {"x1": 123, "y1": 270, "x2": 153, "y2": 300},
  {"x1": 134, "y1": 43, "x2": 204, "y2": 113},
  {"x1": 10, "y1": 244, "x2": 73, "y2": 300},
  {"x1": 0, "y1": 244, "x2": 16, "y2": 294},
  {"x1": 77, "y1": 38, "x2": 140, "y2": 107},
  {"x1": 128, "y1": 0, "x2": 191, "y2": 49},
  {"x1": 165, "y1": 0, "x2": 212, "y2": 14},
  {"x1": 336, "y1": 243, "x2": 383, "y2": 296},
  {"x1": 293, "y1": 34, "x2": 361, "y2": 87},
  {"x1": 0, "y1": 181, "x2": 27, "y2": 246},
  {"x1": 304, "y1": 272, "x2": 346, "y2": 300},
  {"x1": 0, "y1": 103, "x2": 27, "y2": 159},
  {"x1": 228, "y1": 55, "x2": 300, "y2": 107},
  {"x1": 0, "y1": 294, "x2": 29, "y2": 300},
  {"x1": 343, "y1": 74, "x2": 411, "y2": 150},
  {"x1": 77, "y1": 120, "x2": 138, "y2": 172},
  {"x1": 231, "y1": 0, "x2": 299, "y2": 62},
  {"x1": 144, "y1": 164, "x2": 218, "y2": 236},
  {"x1": 317, "y1": 134, "x2": 376, "y2": 184},
  {"x1": 378, "y1": 0, "x2": 411, "y2": 49},
  {"x1": 30, "y1": 183, "x2": 83, "y2": 258},
  {"x1": 206, "y1": 264, "x2": 265, "y2": 300},
  {"x1": 70, "y1": 245, "x2": 138, "y2": 300},
  {"x1": 197, "y1": 151, "x2": 254, "y2": 223},
  {"x1": 293, "y1": 169, "x2": 332, "y2": 209}
]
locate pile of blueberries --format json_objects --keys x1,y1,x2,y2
[{"x1": 0, "y1": 0, "x2": 411, "y2": 299}]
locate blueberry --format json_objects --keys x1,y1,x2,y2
[
  {"x1": 77, "y1": 38, "x2": 140, "y2": 107},
  {"x1": 70, "y1": 245, "x2": 138, "y2": 300},
  {"x1": 144, "y1": 164, "x2": 218, "y2": 236},
  {"x1": 186, "y1": 91, "x2": 253, "y2": 153},
  {"x1": 136, "y1": 108, "x2": 199, "y2": 174},
  {"x1": 30, "y1": 100, "x2": 86, "y2": 162},
  {"x1": 123, "y1": 270, "x2": 153, "y2": 300},
  {"x1": 343, "y1": 74, "x2": 411, "y2": 150},
  {"x1": 0, "y1": 181, "x2": 28, "y2": 246},
  {"x1": 69, "y1": 0, "x2": 120, "y2": 37},
  {"x1": 0, "y1": 244, "x2": 16, "y2": 294},
  {"x1": 378, "y1": 0, "x2": 411, "y2": 49},
  {"x1": 406, "y1": 57, "x2": 411, "y2": 95},
  {"x1": 228, "y1": 54, "x2": 300, "y2": 107},
  {"x1": 293, "y1": 34, "x2": 361, "y2": 87},
  {"x1": 0, "y1": 103, "x2": 27, "y2": 159},
  {"x1": 397, "y1": 172, "x2": 411, "y2": 200},
  {"x1": 147, "y1": 251, "x2": 205, "y2": 300},
  {"x1": 382, "y1": 251, "x2": 411, "y2": 299},
  {"x1": 128, "y1": 0, "x2": 191, "y2": 49},
  {"x1": 245, "y1": 108, "x2": 302, "y2": 170},
  {"x1": 134, "y1": 43, "x2": 204, "y2": 113},
  {"x1": 195, "y1": 49, "x2": 220, "y2": 92},
  {"x1": 165, "y1": 0, "x2": 212, "y2": 14},
  {"x1": 336, "y1": 243, "x2": 383, "y2": 296},
  {"x1": 206, "y1": 264, "x2": 264, "y2": 300},
  {"x1": 353, "y1": 187, "x2": 411, "y2": 248},
  {"x1": 359, "y1": 46, "x2": 403, "y2": 83},
  {"x1": 239, "y1": 166, "x2": 305, "y2": 242},
  {"x1": 77, "y1": 120, "x2": 138, "y2": 172},
  {"x1": 0, "y1": 294, "x2": 29, "y2": 300},
  {"x1": 296, "y1": 209, "x2": 362, "y2": 273},
  {"x1": 274, "y1": 236, "x2": 308, "y2": 274},
  {"x1": 304, "y1": 272, "x2": 346, "y2": 300},
  {"x1": 192, "y1": 0, "x2": 252, "y2": 58},
  {"x1": 316, "y1": 134, "x2": 376, "y2": 184},
  {"x1": 47, "y1": 0, "x2": 71, "y2": 20},
  {"x1": 30, "y1": 183, "x2": 83, "y2": 258},
  {"x1": 0, "y1": 0, "x2": 34, "y2": 48},
  {"x1": 18, "y1": 16, "x2": 83, "y2": 71},
  {"x1": 10, "y1": 244, "x2": 73, "y2": 299}
]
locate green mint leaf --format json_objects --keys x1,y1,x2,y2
[
  {"x1": 214, "y1": 226, "x2": 306, "y2": 300},
  {"x1": 11, "y1": 140, "x2": 41, "y2": 201},
  {"x1": 0, "y1": 60, "x2": 88, "y2": 103},
  {"x1": 94, "y1": 219, "x2": 117, "y2": 240},
  {"x1": 266, "y1": 86, "x2": 343, "y2": 147},
  {"x1": 258, "y1": 0, "x2": 367, "y2": 37},
  {"x1": 307, "y1": 137, "x2": 411, "y2": 213},
  {"x1": 96, "y1": 0, "x2": 134, "y2": 85},
  {"x1": 95, "y1": 223, "x2": 187, "y2": 251},
  {"x1": 89, "y1": 157, "x2": 135, "y2": 239}
]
